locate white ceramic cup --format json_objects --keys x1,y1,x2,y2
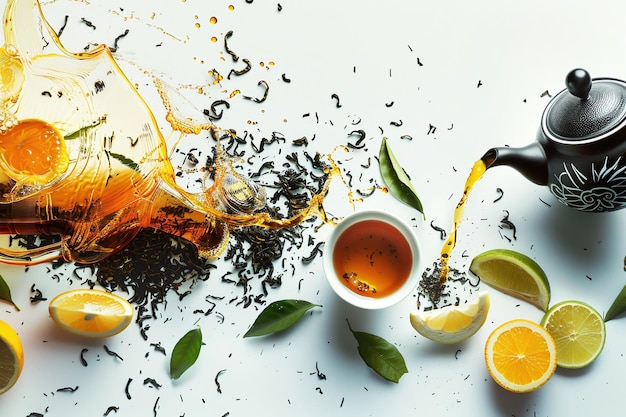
[{"x1": 322, "y1": 210, "x2": 422, "y2": 309}]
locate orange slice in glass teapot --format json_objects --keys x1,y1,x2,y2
[{"x1": 0, "y1": 118, "x2": 69, "y2": 185}]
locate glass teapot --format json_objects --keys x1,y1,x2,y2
[
  {"x1": 482, "y1": 68, "x2": 626, "y2": 212},
  {"x1": 0, "y1": 0, "x2": 330, "y2": 265}
]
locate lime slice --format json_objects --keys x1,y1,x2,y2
[
  {"x1": 410, "y1": 291, "x2": 490, "y2": 344},
  {"x1": 469, "y1": 249, "x2": 550, "y2": 311},
  {"x1": 540, "y1": 300, "x2": 606, "y2": 369}
]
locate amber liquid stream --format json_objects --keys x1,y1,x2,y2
[{"x1": 438, "y1": 159, "x2": 488, "y2": 285}]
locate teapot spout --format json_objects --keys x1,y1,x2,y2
[{"x1": 481, "y1": 143, "x2": 548, "y2": 186}]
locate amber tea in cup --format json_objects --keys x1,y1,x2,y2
[{"x1": 323, "y1": 210, "x2": 421, "y2": 309}]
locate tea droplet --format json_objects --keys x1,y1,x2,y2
[
  {"x1": 210, "y1": 16, "x2": 217, "y2": 24},
  {"x1": 228, "y1": 4, "x2": 235, "y2": 11},
  {"x1": 210, "y1": 36, "x2": 218, "y2": 43}
]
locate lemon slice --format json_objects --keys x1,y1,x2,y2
[
  {"x1": 485, "y1": 319, "x2": 557, "y2": 393},
  {"x1": 0, "y1": 319, "x2": 24, "y2": 395},
  {"x1": 410, "y1": 291, "x2": 490, "y2": 344},
  {"x1": 469, "y1": 249, "x2": 550, "y2": 311},
  {"x1": 541, "y1": 300, "x2": 606, "y2": 369},
  {"x1": 49, "y1": 289, "x2": 133, "y2": 338}
]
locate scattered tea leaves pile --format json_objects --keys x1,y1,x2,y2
[
  {"x1": 417, "y1": 261, "x2": 480, "y2": 311},
  {"x1": 89, "y1": 128, "x2": 332, "y2": 339}
]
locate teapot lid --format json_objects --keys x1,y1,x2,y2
[{"x1": 545, "y1": 68, "x2": 626, "y2": 141}]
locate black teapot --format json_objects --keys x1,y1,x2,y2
[{"x1": 482, "y1": 68, "x2": 626, "y2": 212}]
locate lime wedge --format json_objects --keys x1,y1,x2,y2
[
  {"x1": 469, "y1": 249, "x2": 550, "y2": 311},
  {"x1": 540, "y1": 300, "x2": 606, "y2": 369},
  {"x1": 410, "y1": 291, "x2": 490, "y2": 344}
]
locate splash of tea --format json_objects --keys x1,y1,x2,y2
[{"x1": 0, "y1": 0, "x2": 337, "y2": 265}]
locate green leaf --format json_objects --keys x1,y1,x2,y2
[
  {"x1": 170, "y1": 327, "x2": 202, "y2": 379},
  {"x1": 347, "y1": 319, "x2": 408, "y2": 383},
  {"x1": 605, "y1": 283, "x2": 626, "y2": 321},
  {"x1": 244, "y1": 299, "x2": 321, "y2": 338},
  {"x1": 379, "y1": 137, "x2": 425, "y2": 218},
  {"x1": 109, "y1": 152, "x2": 139, "y2": 171},
  {"x1": 0, "y1": 274, "x2": 19, "y2": 311},
  {"x1": 64, "y1": 117, "x2": 106, "y2": 140}
]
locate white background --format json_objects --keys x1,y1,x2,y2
[{"x1": 2, "y1": 0, "x2": 626, "y2": 416}]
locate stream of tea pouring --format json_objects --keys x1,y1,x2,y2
[{"x1": 435, "y1": 156, "x2": 493, "y2": 296}]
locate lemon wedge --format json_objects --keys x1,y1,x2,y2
[{"x1": 410, "y1": 291, "x2": 490, "y2": 344}]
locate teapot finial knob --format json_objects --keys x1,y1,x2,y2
[{"x1": 566, "y1": 68, "x2": 592, "y2": 100}]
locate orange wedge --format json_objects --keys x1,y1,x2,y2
[
  {"x1": 0, "y1": 118, "x2": 69, "y2": 185},
  {"x1": 0, "y1": 319, "x2": 24, "y2": 395},
  {"x1": 49, "y1": 289, "x2": 133, "y2": 338},
  {"x1": 484, "y1": 319, "x2": 557, "y2": 393}
]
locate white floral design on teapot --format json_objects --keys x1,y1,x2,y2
[{"x1": 550, "y1": 157, "x2": 626, "y2": 212}]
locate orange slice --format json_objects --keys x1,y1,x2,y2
[
  {"x1": 0, "y1": 118, "x2": 69, "y2": 185},
  {"x1": 0, "y1": 319, "x2": 24, "y2": 395},
  {"x1": 484, "y1": 319, "x2": 557, "y2": 393},
  {"x1": 49, "y1": 289, "x2": 133, "y2": 338}
]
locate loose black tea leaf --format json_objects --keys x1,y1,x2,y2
[
  {"x1": 80, "y1": 348, "x2": 88, "y2": 367},
  {"x1": 103, "y1": 405, "x2": 119, "y2": 416},
  {"x1": 80, "y1": 17, "x2": 95, "y2": 30},
  {"x1": 0, "y1": 273, "x2": 19, "y2": 311},
  {"x1": 56, "y1": 15, "x2": 69, "y2": 38},
  {"x1": 346, "y1": 319, "x2": 408, "y2": 383},
  {"x1": 242, "y1": 80, "x2": 269, "y2": 103},
  {"x1": 110, "y1": 29, "x2": 130, "y2": 53},
  {"x1": 605, "y1": 283, "x2": 626, "y2": 321},
  {"x1": 331, "y1": 93, "x2": 342, "y2": 108},
  {"x1": 143, "y1": 377, "x2": 162, "y2": 389},
  {"x1": 215, "y1": 369, "x2": 226, "y2": 393},
  {"x1": 56, "y1": 386, "x2": 79, "y2": 392},
  {"x1": 153, "y1": 396, "x2": 160, "y2": 416},
  {"x1": 170, "y1": 327, "x2": 203, "y2": 379},
  {"x1": 227, "y1": 58, "x2": 251, "y2": 79},
  {"x1": 104, "y1": 345, "x2": 124, "y2": 361},
  {"x1": 243, "y1": 299, "x2": 321, "y2": 337},
  {"x1": 125, "y1": 378, "x2": 132, "y2": 399},
  {"x1": 378, "y1": 137, "x2": 425, "y2": 218}
]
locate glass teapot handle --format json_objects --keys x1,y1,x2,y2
[{"x1": 0, "y1": 238, "x2": 63, "y2": 266}]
